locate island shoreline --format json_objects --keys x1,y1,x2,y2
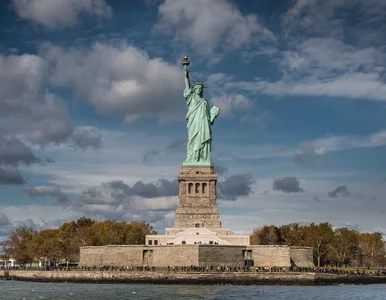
[{"x1": 2, "y1": 270, "x2": 386, "y2": 285}]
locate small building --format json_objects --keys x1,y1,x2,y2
[{"x1": 0, "y1": 258, "x2": 17, "y2": 268}]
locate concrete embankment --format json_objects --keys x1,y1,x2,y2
[{"x1": 2, "y1": 270, "x2": 386, "y2": 285}]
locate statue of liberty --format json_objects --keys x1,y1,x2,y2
[{"x1": 182, "y1": 56, "x2": 220, "y2": 166}]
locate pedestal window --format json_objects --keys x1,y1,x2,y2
[{"x1": 195, "y1": 183, "x2": 200, "y2": 193}]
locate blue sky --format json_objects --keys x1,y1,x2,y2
[{"x1": 1, "y1": 0, "x2": 386, "y2": 239}]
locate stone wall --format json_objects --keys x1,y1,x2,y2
[
  {"x1": 79, "y1": 244, "x2": 314, "y2": 268},
  {"x1": 248, "y1": 245, "x2": 291, "y2": 267},
  {"x1": 290, "y1": 247, "x2": 314, "y2": 267},
  {"x1": 2, "y1": 270, "x2": 316, "y2": 285},
  {"x1": 4, "y1": 270, "x2": 385, "y2": 285},
  {"x1": 198, "y1": 245, "x2": 245, "y2": 266},
  {"x1": 152, "y1": 245, "x2": 198, "y2": 266},
  {"x1": 79, "y1": 245, "x2": 199, "y2": 267},
  {"x1": 222, "y1": 235, "x2": 250, "y2": 246},
  {"x1": 80, "y1": 246, "x2": 143, "y2": 267}
]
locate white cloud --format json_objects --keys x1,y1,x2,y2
[
  {"x1": 220, "y1": 177, "x2": 386, "y2": 234},
  {"x1": 68, "y1": 179, "x2": 179, "y2": 230},
  {"x1": 2, "y1": 173, "x2": 385, "y2": 237},
  {"x1": 311, "y1": 130, "x2": 386, "y2": 152},
  {"x1": 139, "y1": 196, "x2": 178, "y2": 211},
  {"x1": 12, "y1": 0, "x2": 112, "y2": 29},
  {"x1": 219, "y1": 1, "x2": 386, "y2": 102},
  {"x1": 25, "y1": 126, "x2": 386, "y2": 198},
  {"x1": 0, "y1": 53, "x2": 45, "y2": 102},
  {"x1": 211, "y1": 94, "x2": 252, "y2": 117},
  {"x1": 283, "y1": 0, "x2": 386, "y2": 41},
  {"x1": 205, "y1": 73, "x2": 256, "y2": 121},
  {"x1": 22, "y1": 186, "x2": 71, "y2": 205},
  {"x1": 41, "y1": 42, "x2": 184, "y2": 124},
  {"x1": 154, "y1": 0, "x2": 275, "y2": 54},
  {"x1": 0, "y1": 205, "x2": 76, "y2": 230},
  {"x1": 227, "y1": 37, "x2": 386, "y2": 101},
  {"x1": 0, "y1": 54, "x2": 76, "y2": 145},
  {"x1": 26, "y1": 129, "x2": 180, "y2": 193}
]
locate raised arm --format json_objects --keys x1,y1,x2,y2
[
  {"x1": 183, "y1": 65, "x2": 191, "y2": 99},
  {"x1": 184, "y1": 65, "x2": 191, "y2": 90}
]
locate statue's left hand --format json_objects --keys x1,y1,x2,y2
[
  {"x1": 210, "y1": 106, "x2": 220, "y2": 124},
  {"x1": 211, "y1": 106, "x2": 220, "y2": 117}
]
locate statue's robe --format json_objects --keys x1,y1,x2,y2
[{"x1": 183, "y1": 87, "x2": 213, "y2": 165}]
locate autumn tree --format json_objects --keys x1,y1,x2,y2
[
  {"x1": 261, "y1": 225, "x2": 282, "y2": 245},
  {"x1": 300, "y1": 222, "x2": 334, "y2": 267},
  {"x1": 58, "y1": 217, "x2": 96, "y2": 263},
  {"x1": 328, "y1": 227, "x2": 359, "y2": 267},
  {"x1": 279, "y1": 223, "x2": 304, "y2": 246},
  {"x1": 6, "y1": 226, "x2": 37, "y2": 264},
  {"x1": 125, "y1": 221, "x2": 156, "y2": 244},
  {"x1": 249, "y1": 222, "x2": 385, "y2": 267},
  {"x1": 250, "y1": 227, "x2": 262, "y2": 245},
  {"x1": 2, "y1": 218, "x2": 157, "y2": 265},
  {"x1": 87, "y1": 220, "x2": 124, "y2": 245},
  {"x1": 0, "y1": 240, "x2": 12, "y2": 262},
  {"x1": 357, "y1": 232, "x2": 386, "y2": 267},
  {"x1": 28, "y1": 229, "x2": 61, "y2": 266},
  {"x1": 87, "y1": 220, "x2": 156, "y2": 246}
]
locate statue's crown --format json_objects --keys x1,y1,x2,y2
[{"x1": 193, "y1": 79, "x2": 207, "y2": 89}]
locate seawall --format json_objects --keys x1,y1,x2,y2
[{"x1": 2, "y1": 270, "x2": 386, "y2": 285}]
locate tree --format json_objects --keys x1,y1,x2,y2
[
  {"x1": 301, "y1": 222, "x2": 334, "y2": 267},
  {"x1": 58, "y1": 217, "x2": 96, "y2": 263},
  {"x1": 125, "y1": 221, "x2": 156, "y2": 244},
  {"x1": 261, "y1": 225, "x2": 282, "y2": 245},
  {"x1": 250, "y1": 227, "x2": 262, "y2": 245},
  {"x1": 0, "y1": 240, "x2": 12, "y2": 262},
  {"x1": 357, "y1": 232, "x2": 386, "y2": 267},
  {"x1": 87, "y1": 220, "x2": 125, "y2": 245},
  {"x1": 250, "y1": 226, "x2": 282, "y2": 245},
  {"x1": 7, "y1": 226, "x2": 37, "y2": 265},
  {"x1": 279, "y1": 223, "x2": 303, "y2": 246},
  {"x1": 86, "y1": 220, "x2": 156, "y2": 246},
  {"x1": 28, "y1": 229, "x2": 61, "y2": 267},
  {"x1": 329, "y1": 228, "x2": 359, "y2": 267}
]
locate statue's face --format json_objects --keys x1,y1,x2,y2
[{"x1": 194, "y1": 85, "x2": 203, "y2": 96}]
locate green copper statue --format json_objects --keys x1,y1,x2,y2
[{"x1": 182, "y1": 56, "x2": 220, "y2": 166}]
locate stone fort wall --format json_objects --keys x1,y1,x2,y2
[
  {"x1": 248, "y1": 245, "x2": 290, "y2": 266},
  {"x1": 79, "y1": 245, "x2": 314, "y2": 267},
  {"x1": 199, "y1": 245, "x2": 245, "y2": 266},
  {"x1": 290, "y1": 246, "x2": 314, "y2": 267},
  {"x1": 80, "y1": 245, "x2": 199, "y2": 267}
]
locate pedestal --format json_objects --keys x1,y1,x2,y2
[{"x1": 174, "y1": 166, "x2": 222, "y2": 228}]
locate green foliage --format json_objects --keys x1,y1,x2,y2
[
  {"x1": 28, "y1": 229, "x2": 61, "y2": 262},
  {"x1": 6, "y1": 225, "x2": 37, "y2": 264},
  {"x1": 2, "y1": 217, "x2": 157, "y2": 264},
  {"x1": 251, "y1": 222, "x2": 385, "y2": 267},
  {"x1": 328, "y1": 227, "x2": 359, "y2": 267}
]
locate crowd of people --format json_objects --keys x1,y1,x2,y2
[
  {"x1": 6, "y1": 264, "x2": 386, "y2": 276},
  {"x1": 73, "y1": 265, "x2": 385, "y2": 275}
]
